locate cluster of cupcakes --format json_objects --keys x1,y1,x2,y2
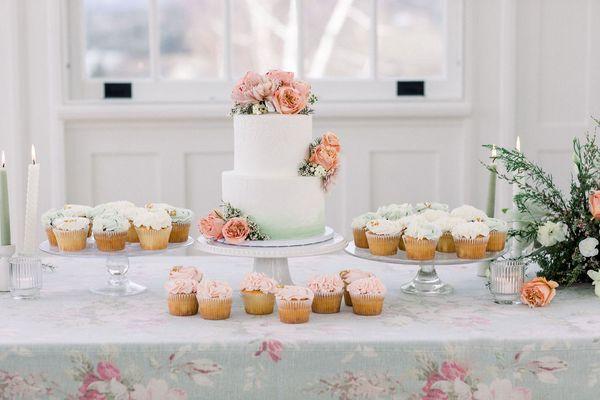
[
  {"x1": 352, "y1": 202, "x2": 508, "y2": 260},
  {"x1": 41, "y1": 201, "x2": 193, "y2": 252}
]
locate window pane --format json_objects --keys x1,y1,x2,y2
[
  {"x1": 378, "y1": 0, "x2": 445, "y2": 78},
  {"x1": 159, "y1": 0, "x2": 225, "y2": 79},
  {"x1": 231, "y1": 0, "x2": 298, "y2": 77},
  {"x1": 84, "y1": 0, "x2": 150, "y2": 78},
  {"x1": 303, "y1": 0, "x2": 371, "y2": 79}
]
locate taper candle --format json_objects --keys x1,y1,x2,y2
[
  {"x1": 22, "y1": 145, "x2": 40, "y2": 255},
  {"x1": 486, "y1": 145, "x2": 497, "y2": 218},
  {"x1": 0, "y1": 151, "x2": 11, "y2": 245}
]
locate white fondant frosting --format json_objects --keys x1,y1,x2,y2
[{"x1": 452, "y1": 221, "x2": 490, "y2": 239}]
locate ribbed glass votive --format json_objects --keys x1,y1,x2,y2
[
  {"x1": 9, "y1": 256, "x2": 42, "y2": 299},
  {"x1": 489, "y1": 259, "x2": 525, "y2": 304}
]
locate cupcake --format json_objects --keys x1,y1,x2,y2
[
  {"x1": 484, "y1": 218, "x2": 508, "y2": 252},
  {"x1": 307, "y1": 274, "x2": 344, "y2": 314},
  {"x1": 197, "y1": 280, "x2": 233, "y2": 320},
  {"x1": 133, "y1": 209, "x2": 173, "y2": 250},
  {"x1": 62, "y1": 204, "x2": 93, "y2": 236},
  {"x1": 339, "y1": 269, "x2": 373, "y2": 306},
  {"x1": 92, "y1": 214, "x2": 129, "y2": 252},
  {"x1": 276, "y1": 286, "x2": 314, "y2": 324},
  {"x1": 121, "y1": 207, "x2": 145, "y2": 243},
  {"x1": 365, "y1": 219, "x2": 402, "y2": 256},
  {"x1": 403, "y1": 220, "x2": 442, "y2": 260},
  {"x1": 376, "y1": 203, "x2": 414, "y2": 221},
  {"x1": 415, "y1": 202, "x2": 449, "y2": 213},
  {"x1": 41, "y1": 209, "x2": 64, "y2": 246},
  {"x1": 53, "y1": 217, "x2": 90, "y2": 252},
  {"x1": 396, "y1": 215, "x2": 420, "y2": 251},
  {"x1": 146, "y1": 203, "x2": 193, "y2": 243},
  {"x1": 450, "y1": 204, "x2": 487, "y2": 222},
  {"x1": 348, "y1": 276, "x2": 386, "y2": 316},
  {"x1": 164, "y1": 266, "x2": 202, "y2": 316},
  {"x1": 351, "y1": 212, "x2": 378, "y2": 249},
  {"x1": 434, "y1": 216, "x2": 466, "y2": 253},
  {"x1": 452, "y1": 221, "x2": 490, "y2": 259},
  {"x1": 240, "y1": 272, "x2": 277, "y2": 315}
]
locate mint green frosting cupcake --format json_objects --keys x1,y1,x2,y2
[{"x1": 171, "y1": 208, "x2": 193, "y2": 224}]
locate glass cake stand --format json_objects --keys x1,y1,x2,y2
[
  {"x1": 345, "y1": 241, "x2": 508, "y2": 296},
  {"x1": 40, "y1": 237, "x2": 194, "y2": 296}
]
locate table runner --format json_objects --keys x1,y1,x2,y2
[{"x1": 0, "y1": 253, "x2": 597, "y2": 399}]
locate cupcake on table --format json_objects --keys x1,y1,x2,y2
[
  {"x1": 62, "y1": 204, "x2": 93, "y2": 236},
  {"x1": 351, "y1": 212, "x2": 379, "y2": 249},
  {"x1": 197, "y1": 280, "x2": 233, "y2": 320},
  {"x1": 92, "y1": 213, "x2": 130, "y2": 252},
  {"x1": 133, "y1": 209, "x2": 172, "y2": 250},
  {"x1": 347, "y1": 276, "x2": 386, "y2": 316},
  {"x1": 376, "y1": 203, "x2": 413, "y2": 221},
  {"x1": 165, "y1": 266, "x2": 203, "y2": 316},
  {"x1": 450, "y1": 204, "x2": 487, "y2": 222},
  {"x1": 339, "y1": 269, "x2": 373, "y2": 306},
  {"x1": 240, "y1": 272, "x2": 278, "y2": 315},
  {"x1": 121, "y1": 207, "x2": 145, "y2": 243},
  {"x1": 434, "y1": 215, "x2": 466, "y2": 253},
  {"x1": 365, "y1": 219, "x2": 402, "y2": 256},
  {"x1": 146, "y1": 203, "x2": 193, "y2": 243},
  {"x1": 307, "y1": 274, "x2": 344, "y2": 314},
  {"x1": 452, "y1": 221, "x2": 490, "y2": 259},
  {"x1": 396, "y1": 215, "x2": 418, "y2": 251},
  {"x1": 53, "y1": 217, "x2": 90, "y2": 252},
  {"x1": 484, "y1": 218, "x2": 508, "y2": 252},
  {"x1": 41, "y1": 209, "x2": 65, "y2": 247},
  {"x1": 415, "y1": 202, "x2": 449, "y2": 213},
  {"x1": 403, "y1": 219, "x2": 442, "y2": 261},
  {"x1": 276, "y1": 286, "x2": 314, "y2": 324}
]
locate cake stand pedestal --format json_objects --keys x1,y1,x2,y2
[
  {"x1": 196, "y1": 231, "x2": 346, "y2": 285},
  {"x1": 345, "y1": 242, "x2": 507, "y2": 296},
  {"x1": 40, "y1": 237, "x2": 194, "y2": 296}
]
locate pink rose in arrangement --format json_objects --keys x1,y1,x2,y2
[
  {"x1": 321, "y1": 131, "x2": 341, "y2": 152},
  {"x1": 198, "y1": 211, "x2": 225, "y2": 240},
  {"x1": 521, "y1": 277, "x2": 558, "y2": 307},
  {"x1": 231, "y1": 71, "x2": 276, "y2": 104},
  {"x1": 589, "y1": 190, "x2": 600, "y2": 220},
  {"x1": 266, "y1": 69, "x2": 295, "y2": 86},
  {"x1": 271, "y1": 85, "x2": 309, "y2": 114},
  {"x1": 96, "y1": 361, "x2": 121, "y2": 381},
  {"x1": 309, "y1": 144, "x2": 339, "y2": 171},
  {"x1": 222, "y1": 217, "x2": 250, "y2": 244}
]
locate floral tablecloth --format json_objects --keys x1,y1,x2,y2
[{"x1": 0, "y1": 252, "x2": 598, "y2": 400}]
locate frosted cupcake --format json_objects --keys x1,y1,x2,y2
[
  {"x1": 403, "y1": 220, "x2": 442, "y2": 260},
  {"x1": 62, "y1": 205, "x2": 93, "y2": 237},
  {"x1": 485, "y1": 218, "x2": 508, "y2": 252},
  {"x1": 53, "y1": 217, "x2": 90, "y2": 251},
  {"x1": 450, "y1": 205, "x2": 487, "y2": 222},
  {"x1": 396, "y1": 215, "x2": 421, "y2": 251},
  {"x1": 276, "y1": 286, "x2": 314, "y2": 324},
  {"x1": 339, "y1": 269, "x2": 373, "y2": 306},
  {"x1": 376, "y1": 203, "x2": 413, "y2": 221},
  {"x1": 133, "y1": 209, "x2": 172, "y2": 250},
  {"x1": 351, "y1": 212, "x2": 379, "y2": 249},
  {"x1": 452, "y1": 221, "x2": 490, "y2": 259},
  {"x1": 165, "y1": 266, "x2": 202, "y2": 317},
  {"x1": 92, "y1": 214, "x2": 130, "y2": 252},
  {"x1": 348, "y1": 276, "x2": 386, "y2": 316},
  {"x1": 121, "y1": 207, "x2": 145, "y2": 243},
  {"x1": 307, "y1": 274, "x2": 344, "y2": 314},
  {"x1": 365, "y1": 219, "x2": 402, "y2": 256},
  {"x1": 434, "y1": 216, "x2": 466, "y2": 253},
  {"x1": 415, "y1": 202, "x2": 449, "y2": 213},
  {"x1": 170, "y1": 208, "x2": 193, "y2": 243},
  {"x1": 41, "y1": 209, "x2": 64, "y2": 246},
  {"x1": 197, "y1": 280, "x2": 233, "y2": 320},
  {"x1": 240, "y1": 272, "x2": 278, "y2": 315}
]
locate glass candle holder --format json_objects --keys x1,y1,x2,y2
[
  {"x1": 488, "y1": 259, "x2": 525, "y2": 304},
  {"x1": 9, "y1": 255, "x2": 42, "y2": 299}
]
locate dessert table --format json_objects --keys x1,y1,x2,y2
[{"x1": 0, "y1": 253, "x2": 596, "y2": 400}]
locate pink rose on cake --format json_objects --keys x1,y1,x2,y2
[
  {"x1": 198, "y1": 211, "x2": 225, "y2": 240},
  {"x1": 266, "y1": 69, "x2": 294, "y2": 86},
  {"x1": 222, "y1": 217, "x2": 250, "y2": 244},
  {"x1": 271, "y1": 84, "x2": 309, "y2": 115},
  {"x1": 321, "y1": 131, "x2": 341, "y2": 152},
  {"x1": 309, "y1": 144, "x2": 339, "y2": 171},
  {"x1": 231, "y1": 71, "x2": 277, "y2": 104}
]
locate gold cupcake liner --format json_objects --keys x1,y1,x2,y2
[
  {"x1": 455, "y1": 236, "x2": 489, "y2": 259},
  {"x1": 53, "y1": 228, "x2": 88, "y2": 252},
  {"x1": 198, "y1": 297, "x2": 232, "y2": 320},
  {"x1": 241, "y1": 290, "x2": 275, "y2": 315},
  {"x1": 312, "y1": 291, "x2": 343, "y2": 314},
  {"x1": 486, "y1": 231, "x2": 507, "y2": 252},
  {"x1": 351, "y1": 294, "x2": 384, "y2": 316},
  {"x1": 343, "y1": 289, "x2": 353, "y2": 306},
  {"x1": 398, "y1": 234, "x2": 406, "y2": 251},
  {"x1": 353, "y1": 228, "x2": 369, "y2": 249},
  {"x1": 126, "y1": 222, "x2": 139, "y2": 243},
  {"x1": 365, "y1": 232, "x2": 400, "y2": 256},
  {"x1": 436, "y1": 232, "x2": 456, "y2": 253},
  {"x1": 278, "y1": 299, "x2": 312, "y2": 324},
  {"x1": 46, "y1": 227, "x2": 58, "y2": 247},
  {"x1": 168, "y1": 293, "x2": 199, "y2": 316},
  {"x1": 135, "y1": 226, "x2": 172, "y2": 250},
  {"x1": 94, "y1": 231, "x2": 127, "y2": 252},
  {"x1": 170, "y1": 222, "x2": 191, "y2": 243},
  {"x1": 403, "y1": 236, "x2": 437, "y2": 260}
]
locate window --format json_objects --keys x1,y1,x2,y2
[{"x1": 66, "y1": 0, "x2": 462, "y2": 102}]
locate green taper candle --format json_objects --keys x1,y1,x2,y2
[{"x1": 0, "y1": 151, "x2": 11, "y2": 245}]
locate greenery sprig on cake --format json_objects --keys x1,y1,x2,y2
[
  {"x1": 198, "y1": 203, "x2": 269, "y2": 243},
  {"x1": 298, "y1": 132, "x2": 341, "y2": 191}
]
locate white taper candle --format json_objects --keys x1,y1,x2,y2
[{"x1": 22, "y1": 145, "x2": 40, "y2": 255}]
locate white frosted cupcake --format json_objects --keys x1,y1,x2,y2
[
  {"x1": 348, "y1": 276, "x2": 386, "y2": 316},
  {"x1": 146, "y1": 203, "x2": 192, "y2": 243},
  {"x1": 240, "y1": 272, "x2": 278, "y2": 315},
  {"x1": 62, "y1": 204, "x2": 93, "y2": 236},
  {"x1": 165, "y1": 267, "x2": 201, "y2": 317},
  {"x1": 41, "y1": 209, "x2": 64, "y2": 246},
  {"x1": 485, "y1": 218, "x2": 508, "y2": 252},
  {"x1": 450, "y1": 205, "x2": 487, "y2": 222},
  {"x1": 133, "y1": 209, "x2": 172, "y2": 250},
  {"x1": 121, "y1": 207, "x2": 145, "y2": 243},
  {"x1": 276, "y1": 286, "x2": 314, "y2": 324},
  {"x1": 434, "y1": 216, "x2": 466, "y2": 253},
  {"x1": 339, "y1": 269, "x2": 374, "y2": 306},
  {"x1": 376, "y1": 203, "x2": 414, "y2": 221},
  {"x1": 396, "y1": 215, "x2": 423, "y2": 251},
  {"x1": 53, "y1": 217, "x2": 90, "y2": 251},
  {"x1": 92, "y1": 214, "x2": 130, "y2": 252},
  {"x1": 365, "y1": 219, "x2": 402, "y2": 256},
  {"x1": 197, "y1": 280, "x2": 233, "y2": 320},
  {"x1": 452, "y1": 221, "x2": 490, "y2": 259},
  {"x1": 351, "y1": 212, "x2": 379, "y2": 249},
  {"x1": 415, "y1": 202, "x2": 449, "y2": 213},
  {"x1": 403, "y1": 220, "x2": 441, "y2": 260},
  {"x1": 307, "y1": 274, "x2": 344, "y2": 314}
]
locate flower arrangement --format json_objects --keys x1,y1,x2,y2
[
  {"x1": 230, "y1": 70, "x2": 317, "y2": 116},
  {"x1": 483, "y1": 124, "x2": 600, "y2": 287},
  {"x1": 198, "y1": 203, "x2": 269, "y2": 243},
  {"x1": 298, "y1": 131, "x2": 341, "y2": 191}
]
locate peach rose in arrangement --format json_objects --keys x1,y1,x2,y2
[
  {"x1": 231, "y1": 71, "x2": 276, "y2": 104},
  {"x1": 521, "y1": 277, "x2": 558, "y2": 308},
  {"x1": 309, "y1": 144, "x2": 339, "y2": 171},
  {"x1": 222, "y1": 217, "x2": 250, "y2": 244},
  {"x1": 271, "y1": 85, "x2": 309, "y2": 114},
  {"x1": 589, "y1": 191, "x2": 600, "y2": 220},
  {"x1": 321, "y1": 131, "x2": 341, "y2": 152},
  {"x1": 266, "y1": 69, "x2": 295, "y2": 86},
  {"x1": 198, "y1": 211, "x2": 225, "y2": 240}
]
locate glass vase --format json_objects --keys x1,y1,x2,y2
[
  {"x1": 488, "y1": 259, "x2": 525, "y2": 304},
  {"x1": 9, "y1": 255, "x2": 42, "y2": 299}
]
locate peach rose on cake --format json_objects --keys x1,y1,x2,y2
[
  {"x1": 266, "y1": 69, "x2": 295, "y2": 86},
  {"x1": 589, "y1": 190, "x2": 600, "y2": 220},
  {"x1": 198, "y1": 211, "x2": 225, "y2": 240},
  {"x1": 309, "y1": 144, "x2": 339, "y2": 171},
  {"x1": 521, "y1": 277, "x2": 558, "y2": 308},
  {"x1": 222, "y1": 217, "x2": 250, "y2": 244},
  {"x1": 271, "y1": 84, "x2": 309, "y2": 114},
  {"x1": 321, "y1": 131, "x2": 341, "y2": 152},
  {"x1": 231, "y1": 71, "x2": 276, "y2": 104}
]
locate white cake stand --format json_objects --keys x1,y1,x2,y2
[
  {"x1": 195, "y1": 228, "x2": 347, "y2": 285},
  {"x1": 40, "y1": 237, "x2": 194, "y2": 296},
  {"x1": 345, "y1": 241, "x2": 508, "y2": 296}
]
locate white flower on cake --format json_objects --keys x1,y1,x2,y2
[
  {"x1": 133, "y1": 209, "x2": 172, "y2": 230},
  {"x1": 451, "y1": 221, "x2": 490, "y2": 240},
  {"x1": 404, "y1": 220, "x2": 442, "y2": 241},
  {"x1": 376, "y1": 203, "x2": 414, "y2": 220},
  {"x1": 536, "y1": 221, "x2": 568, "y2": 247},
  {"x1": 579, "y1": 237, "x2": 599, "y2": 257},
  {"x1": 450, "y1": 205, "x2": 487, "y2": 221}
]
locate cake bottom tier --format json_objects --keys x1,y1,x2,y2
[{"x1": 222, "y1": 171, "x2": 325, "y2": 240}]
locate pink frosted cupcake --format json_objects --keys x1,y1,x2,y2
[
  {"x1": 164, "y1": 266, "x2": 202, "y2": 316},
  {"x1": 339, "y1": 269, "x2": 374, "y2": 307},
  {"x1": 276, "y1": 286, "x2": 314, "y2": 324},
  {"x1": 348, "y1": 276, "x2": 386, "y2": 316},
  {"x1": 307, "y1": 274, "x2": 344, "y2": 314},
  {"x1": 240, "y1": 272, "x2": 278, "y2": 315},
  {"x1": 197, "y1": 280, "x2": 233, "y2": 320}
]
